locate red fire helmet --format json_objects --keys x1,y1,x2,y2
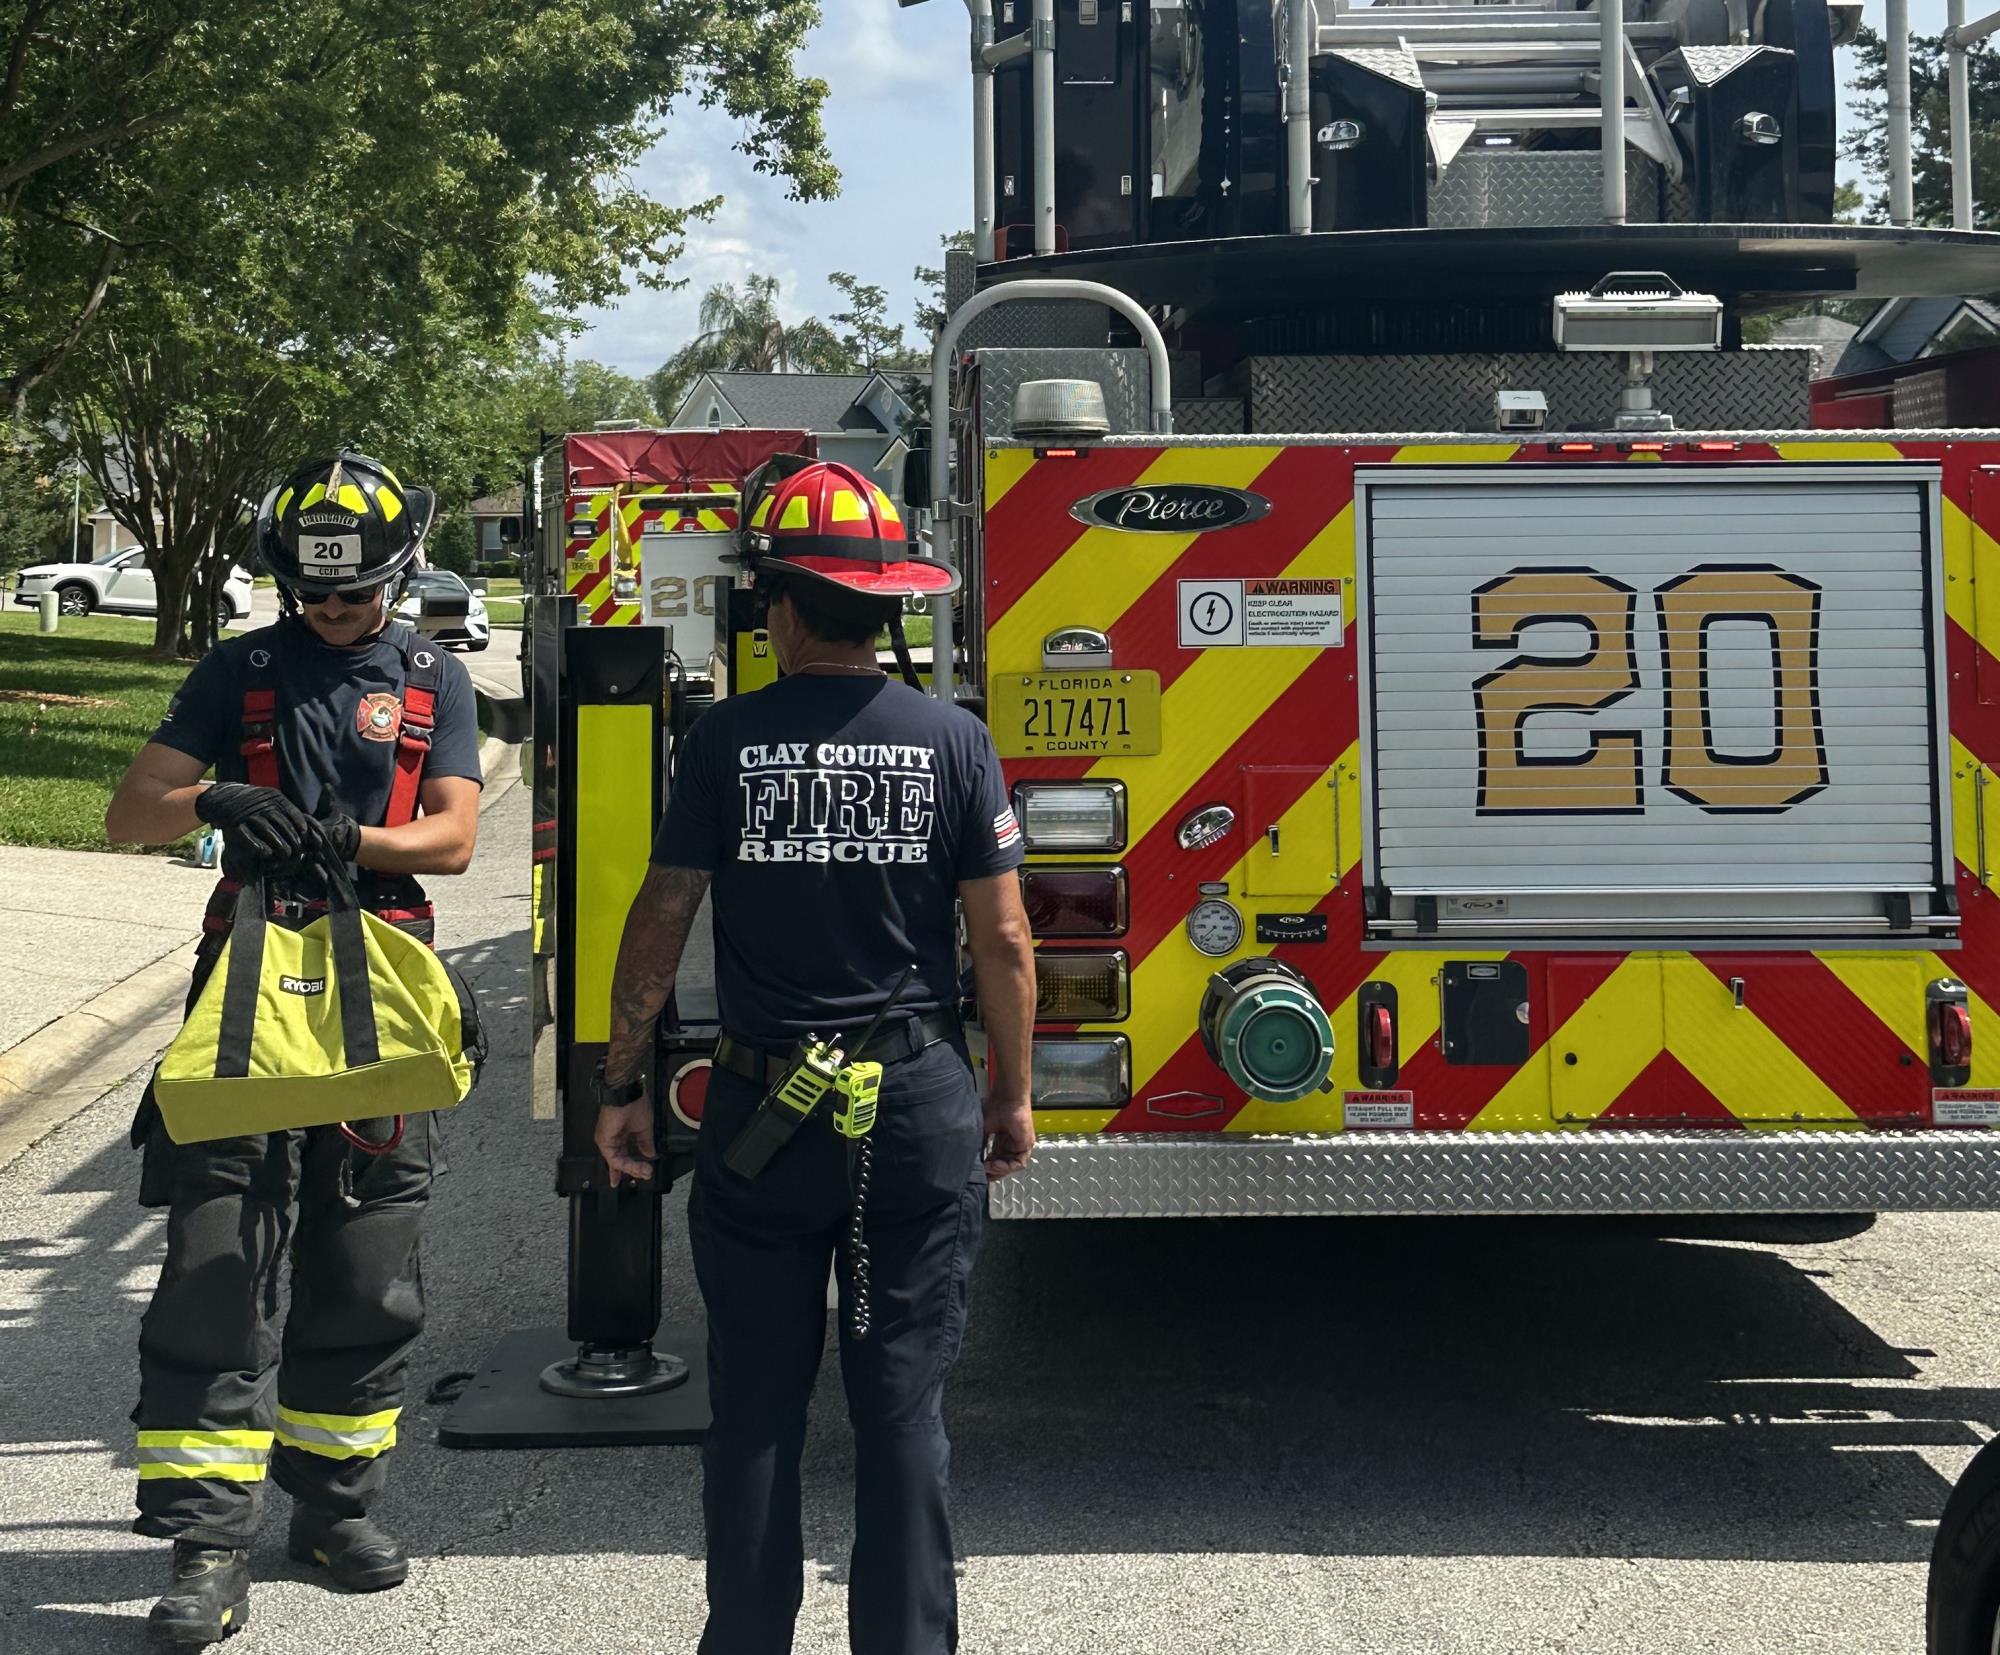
[{"x1": 740, "y1": 456, "x2": 960, "y2": 599}]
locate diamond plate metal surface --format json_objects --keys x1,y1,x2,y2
[
  {"x1": 973, "y1": 347, "x2": 1153, "y2": 439},
  {"x1": 961, "y1": 301, "x2": 1114, "y2": 353},
  {"x1": 1245, "y1": 349, "x2": 1812, "y2": 433},
  {"x1": 1171, "y1": 397, "x2": 1248, "y2": 435},
  {"x1": 1895, "y1": 368, "x2": 1950, "y2": 428},
  {"x1": 989, "y1": 1132, "x2": 2000, "y2": 1218},
  {"x1": 1677, "y1": 44, "x2": 1773, "y2": 84},
  {"x1": 1332, "y1": 45, "x2": 1424, "y2": 88},
  {"x1": 946, "y1": 248, "x2": 976, "y2": 320},
  {"x1": 1429, "y1": 151, "x2": 1663, "y2": 230}
]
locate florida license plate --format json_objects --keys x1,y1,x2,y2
[{"x1": 991, "y1": 670, "x2": 1162, "y2": 758}]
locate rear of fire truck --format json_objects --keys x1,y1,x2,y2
[{"x1": 909, "y1": 0, "x2": 2000, "y2": 1220}]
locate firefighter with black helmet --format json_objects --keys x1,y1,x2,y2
[
  {"x1": 595, "y1": 456, "x2": 1038, "y2": 1655},
  {"x1": 105, "y1": 452, "x2": 484, "y2": 1646}
]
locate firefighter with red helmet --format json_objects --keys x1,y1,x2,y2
[{"x1": 595, "y1": 457, "x2": 1038, "y2": 1654}]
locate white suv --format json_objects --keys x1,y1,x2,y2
[{"x1": 12, "y1": 550, "x2": 254, "y2": 629}]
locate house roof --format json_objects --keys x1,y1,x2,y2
[
  {"x1": 1764, "y1": 313, "x2": 1860, "y2": 377},
  {"x1": 674, "y1": 371, "x2": 911, "y2": 435},
  {"x1": 703, "y1": 372, "x2": 873, "y2": 431},
  {"x1": 469, "y1": 490, "x2": 523, "y2": 515},
  {"x1": 1832, "y1": 296, "x2": 2000, "y2": 376}
]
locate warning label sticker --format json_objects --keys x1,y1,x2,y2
[
  {"x1": 1245, "y1": 578, "x2": 1343, "y2": 647},
  {"x1": 1933, "y1": 1088, "x2": 2000, "y2": 1126},
  {"x1": 1343, "y1": 1090, "x2": 1414, "y2": 1129},
  {"x1": 1178, "y1": 577, "x2": 1345, "y2": 649}
]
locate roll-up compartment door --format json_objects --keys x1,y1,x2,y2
[{"x1": 1357, "y1": 466, "x2": 1951, "y2": 946}]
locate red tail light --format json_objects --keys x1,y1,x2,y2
[
  {"x1": 1933, "y1": 1001, "x2": 1974, "y2": 1069},
  {"x1": 1366, "y1": 1003, "x2": 1396, "y2": 1071},
  {"x1": 1020, "y1": 866, "x2": 1128, "y2": 937}
]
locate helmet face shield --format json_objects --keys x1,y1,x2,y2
[{"x1": 260, "y1": 454, "x2": 428, "y2": 594}]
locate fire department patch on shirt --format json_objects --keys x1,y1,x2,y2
[
  {"x1": 356, "y1": 691, "x2": 402, "y2": 742},
  {"x1": 993, "y1": 806, "x2": 1021, "y2": 849}
]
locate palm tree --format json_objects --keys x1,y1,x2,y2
[{"x1": 648, "y1": 274, "x2": 852, "y2": 420}]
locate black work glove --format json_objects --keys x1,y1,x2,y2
[
  {"x1": 313, "y1": 800, "x2": 363, "y2": 866},
  {"x1": 194, "y1": 783, "x2": 316, "y2": 874}
]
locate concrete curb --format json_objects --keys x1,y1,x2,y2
[
  {"x1": 0, "y1": 734, "x2": 525, "y2": 1170},
  {"x1": 0, "y1": 941, "x2": 196, "y2": 1173}
]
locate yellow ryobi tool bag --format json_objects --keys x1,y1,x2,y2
[{"x1": 154, "y1": 878, "x2": 476, "y2": 1145}]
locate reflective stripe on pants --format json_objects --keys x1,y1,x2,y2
[
  {"x1": 275, "y1": 1406, "x2": 400, "y2": 1459},
  {"x1": 136, "y1": 1430, "x2": 273, "y2": 1483}
]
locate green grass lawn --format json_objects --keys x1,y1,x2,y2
[
  {"x1": 0, "y1": 612, "x2": 197, "y2": 853},
  {"x1": 484, "y1": 600, "x2": 524, "y2": 626}
]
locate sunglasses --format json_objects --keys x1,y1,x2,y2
[{"x1": 296, "y1": 581, "x2": 385, "y2": 607}]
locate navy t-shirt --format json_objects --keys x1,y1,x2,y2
[
  {"x1": 653, "y1": 674, "x2": 1024, "y2": 1044},
  {"x1": 152, "y1": 618, "x2": 481, "y2": 889}
]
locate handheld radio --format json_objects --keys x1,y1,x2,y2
[{"x1": 722, "y1": 966, "x2": 913, "y2": 1180}]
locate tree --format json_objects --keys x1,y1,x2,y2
[
  {"x1": 1845, "y1": 25, "x2": 2000, "y2": 226},
  {"x1": 0, "y1": 423, "x2": 90, "y2": 577},
  {"x1": 648, "y1": 272, "x2": 851, "y2": 420},
  {"x1": 42, "y1": 0, "x2": 838, "y2": 656},
  {"x1": 913, "y1": 231, "x2": 976, "y2": 340},
  {"x1": 0, "y1": 0, "x2": 217, "y2": 420},
  {"x1": 829, "y1": 272, "x2": 920, "y2": 372}
]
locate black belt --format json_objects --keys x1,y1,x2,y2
[{"x1": 713, "y1": 1008, "x2": 962, "y2": 1089}]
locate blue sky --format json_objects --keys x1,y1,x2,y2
[{"x1": 574, "y1": 0, "x2": 1948, "y2": 383}]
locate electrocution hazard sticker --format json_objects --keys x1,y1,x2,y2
[{"x1": 1178, "y1": 578, "x2": 1344, "y2": 648}]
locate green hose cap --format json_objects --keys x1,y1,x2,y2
[{"x1": 1212, "y1": 975, "x2": 1335, "y2": 1103}]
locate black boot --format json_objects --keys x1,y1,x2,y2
[
  {"x1": 148, "y1": 1542, "x2": 250, "y2": 1646},
  {"x1": 287, "y1": 1505, "x2": 409, "y2": 1592}
]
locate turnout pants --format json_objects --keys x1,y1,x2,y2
[
  {"x1": 130, "y1": 918, "x2": 437, "y2": 1548},
  {"x1": 691, "y1": 1037, "x2": 987, "y2": 1655}
]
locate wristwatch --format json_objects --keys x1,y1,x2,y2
[{"x1": 593, "y1": 1059, "x2": 646, "y2": 1108}]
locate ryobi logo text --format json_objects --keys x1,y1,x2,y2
[
  {"x1": 279, "y1": 975, "x2": 327, "y2": 997},
  {"x1": 1472, "y1": 562, "x2": 1827, "y2": 816},
  {"x1": 737, "y1": 743, "x2": 938, "y2": 864}
]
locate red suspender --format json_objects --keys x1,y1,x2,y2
[
  {"x1": 384, "y1": 682, "x2": 434, "y2": 829},
  {"x1": 239, "y1": 688, "x2": 279, "y2": 789}
]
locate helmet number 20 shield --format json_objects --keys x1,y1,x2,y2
[{"x1": 304, "y1": 533, "x2": 363, "y2": 574}]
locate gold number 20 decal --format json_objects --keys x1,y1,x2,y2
[{"x1": 1472, "y1": 563, "x2": 1828, "y2": 816}]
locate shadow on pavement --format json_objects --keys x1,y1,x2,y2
[
  {"x1": 0, "y1": 799, "x2": 1988, "y2": 1650},
  {"x1": 945, "y1": 1215, "x2": 1979, "y2": 1567}
]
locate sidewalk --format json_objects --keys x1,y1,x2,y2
[{"x1": 0, "y1": 733, "x2": 519, "y2": 1169}]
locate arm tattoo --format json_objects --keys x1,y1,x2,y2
[{"x1": 605, "y1": 864, "x2": 712, "y2": 1084}]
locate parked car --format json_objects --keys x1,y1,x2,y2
[
  {"x1": 10, "y1": 549, "x2": 253, "y2": 630},
  {"x1": 396, "y1": 568, "x2": 490, "y2": 651}
]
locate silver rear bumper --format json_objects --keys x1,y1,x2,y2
[{"x1": 987, "y1": 1130, "x2": 2000, "y2": 1219}]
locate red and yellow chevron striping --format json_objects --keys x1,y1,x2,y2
[{"x1": 988, "y1": 438, "x2": 2000, "y2": 1136}]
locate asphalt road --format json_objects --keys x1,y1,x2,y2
[{"x1": 3, "y1": 783, "x2": 1997, "y2": 1652}]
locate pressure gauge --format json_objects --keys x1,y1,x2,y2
[{"x1": 1186, "y1": 897, "x2": 1243, "y2": 957}]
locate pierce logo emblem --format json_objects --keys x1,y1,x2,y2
[{"x1": 1069, "y1": 484, "x2": 1273, "y2": 535}]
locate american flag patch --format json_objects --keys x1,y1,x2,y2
[{"x1": 993, "y1": 807, "x2": 1021, "y2": 849}]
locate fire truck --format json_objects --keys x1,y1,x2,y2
[{"x1": 487, "y1": 0, "x2": 2000, "y2": 1436}]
